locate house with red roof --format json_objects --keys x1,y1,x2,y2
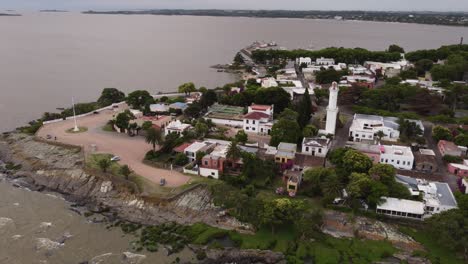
[{"x1": 243, "y1": 104, "x2": 274, "y2": 135}]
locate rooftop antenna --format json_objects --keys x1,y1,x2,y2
[{"x1": 72, "y1": 96, "x2": 79, "y2": 132}]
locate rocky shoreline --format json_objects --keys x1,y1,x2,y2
[{"x1": 0, "y1": 132, "x2": 285, "y2": 263}]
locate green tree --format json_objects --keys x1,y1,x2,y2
[
  {"x1": 368, "y1": 164, "x2": 396, "y2": 184},
  {"x1": 375, "y1": 130, "x2": 385, "y2": 143},
  {"x1": 270, "y1": 113, "x2": 301, "y2": 147},
  {"x1": 115, "y1": 110, "x2": 135, "y2": 133},
  {"x1": 346, "y1": 173, "x2": 372, "y2": 199},
  {"x1": 296, "y1": 88, "x2": 312, "y2": 128},
  {"x1": 98, "y1": 88, "x2": 125, "y2": 107},
  {"x1": 454, "y1": 134, "x2": 468, "y2": 147},
  {"x1": 342, "y1": 149, "x2": 373, "y2": 174},
  {"x1": 233, "y1": 52, "x2": 245, "y2": 65},
  {"x1": 302, "y1": 167, "x2": 336, "y2": 196},
  {"x1": 315, "y1": 68, "x2": 344, "y2": 84},
  {"x1": 235, "y1": 130, "x2": 248, "y2": 145},
  {"x1": 195, "y1": 121, "x2": 209, "y2": 138},
  {"x1": 399, "y1": 119, "x2": 423, "y2": 141},
  {"x1": 178, "y1": 82, "x2": 197, "y2": 95},
  {"x1": 260, "y1": 198, "x2": 303, "y2": 234},
  {"x1": 98, "y1": 158, "x2": 111, "y2": 173},
  {"x1": 184, "y1": 102, "x2": 203, "y2": 118},
  {"x1": 141, "y1": 121, "x2": 153, "y2": 131},
  {"x1": 414, "y1": 59, "x2": 434, "y2": 76},
  {"x1": 302, "y1": 125, "x2": 318, "y2": 138},
  {"x1": 388, "y1": 44, "x2": 405, "y2": 53},
  {"x1": 145, "y1": 127, "x2": 163, "y2": 151},
  {"x1": 174, "y1": 153, "x2": 189, "y2": 166},
  {"x1": 399, "y1": 69, "x2": 418, "y2": 80},
  {"x1": 226, "y1": 141, "x2": 242, "y2": 163},
  {"x1": 432, "y1": 125, "x2": 453, "y2": 141},
  {"x1": 126, "y1": 90, "x2": 153, "y2": 110},
  {"x1": 200, "y1": 90, "x2": 218, "y2": 108},
  {"x1": 254, "y1": 87, "x2": 291, "y2": 115},
  {"x1": 120, "y1": 164, "x2": 132, "y2": 180},
  {"x1": 328, "y1": 147, "x2": 351, "y2": 167}
]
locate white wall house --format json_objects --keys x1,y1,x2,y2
[
  {"x1": 261, "y1": 77, "x2": 278, "y2": 88},
  {"x1": 379, "y1": 145, "x2": 414, "y2": 170},
  {"x1": 164, "y1": 120, "x2": 192, "y2": 136},
  {"x1": 184, "y1": 141, "x2": 213, "y2": 163},
  {"x1": 297, "y1": 57, "x2": 312, "y2": 66},
  {"x1": 349, "y1": 114, "x2": 424, "y2": 143},
  {"x1": 316, "y1": 57, "x2": 335, "y2": 66},
  {"x1": 243, "y1": 104, "x2": 274, "y2": 135},
  {"x1": 302, "y1": 137, "x2": 330, "y2": 157}
]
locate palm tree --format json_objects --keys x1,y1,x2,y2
[
  {"x1": 98, "y1": 158, "x2": 111, "y2": 173},
  {"x1": 226, "y1": 141, "x2": 242, "y2": 165},
  {"x1": 145, "y1": 127, "x2": 163, "y2": 151},
  {"x1": 376, "y1": 130, "x2": 385, "y2": 143}
]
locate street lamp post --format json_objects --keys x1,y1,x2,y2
[{"x1": 72, "y1": 96, "x2": 79, "y2": 132}]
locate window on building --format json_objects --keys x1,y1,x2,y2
[
  {"x1": 397, "y1": 160, "x2": 400, "y2": 165},
  {"x1": 253, "y1": 120, "x2": 256, "y2": 124},
  {"x1": 211, "y1": 172, "x2": 215, "y2": 176},
  {"x1": 246, "y1": 127, "x2": 249, "y2": 130},
  {"x1": 385, "y1": 159, "x2": 388, "y2": 163},
  {"x1": 246, "y1": 120, "x2": 249, "y2": 124},
  {"x1": 305, "y1": 147, "x2": 309, "y2": 152},
  {"x1": 204, "y1": 161, "x2": 208, "y2": 165},
  {"x1": 318, "y1": 148, "x2": 322, "y2": 153}
]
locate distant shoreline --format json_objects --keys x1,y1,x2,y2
[
  {"x1": 0, "y1": 13, "x2": 21, "y2": 16},
  {"x1": 82, "y1": 9, "x2": 468, "y2": 27}
]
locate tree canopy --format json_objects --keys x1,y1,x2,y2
[
  {"x1": 98, "y1": 88, "x2": 125, "y2": 107},
  {"x1": 126, "y1": 90, "x2": 154, "y2": 110}
]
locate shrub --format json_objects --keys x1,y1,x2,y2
[
  {"x1": 442, "y1": 155, "x2": 463, "y2": 164},
  {"x1": 174, "y1": 153, "x2": 189, "y2": 166}
]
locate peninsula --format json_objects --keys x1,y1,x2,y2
[{"x1": 2, "y1": 42, "x2": 468, "y2": 263}]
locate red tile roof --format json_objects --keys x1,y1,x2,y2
[
  {"x1": 251, "y1": 104, "x2": 272, "y2": 111},
  {"x1": 173, "y1": 142, "x2": 192, "y2": 153},
  {"x1": 244, "y1": 112, "x2": 270, "y2": 120}
]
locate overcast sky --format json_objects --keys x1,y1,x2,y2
[{"x1": 2, "y1": 0, "x2": 468, "y2": 12}]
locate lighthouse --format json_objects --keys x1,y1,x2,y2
[{"x1": 323, "y1": 82, "x2": 339, "y2": 135}]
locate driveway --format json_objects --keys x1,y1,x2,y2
[{"x1": 37, "y1": 105, "x2": 190, "y2": 187}]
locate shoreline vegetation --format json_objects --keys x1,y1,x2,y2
[{"x1": 82, "y1": 9, "x2": 468, "y2": 27}]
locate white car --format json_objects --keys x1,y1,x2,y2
[{"x1": 110, "y1": 156, "x2": 120, "y2": 162}]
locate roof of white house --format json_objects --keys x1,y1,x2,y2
[
  {"x1": 185, "y1": 141, "x2": 212, "y2": 153},
  {"x1": 150, "y1": 103, "x2": 169, "y2": 112},
  {"x1": 396, "y1": 175, "x2": 458, "y2": 208},
  {"x1": 377, "y1": 197, "x2": 425, "y2": 215},
  {"x1": 166, "y1": 120, "x2": 191, "y2": 131},
  {"x1": 419, "y1": 149, "x2": 436, "y2": 156},
  {"x1": 278, "y1": 142, "x2": 297, "y2": 153},
  {"x1": 351, "y1": 114, "x2": 424, "y2": 133},
  {"x1": 302, "y1": 137, "x2": 330, "y2": 148},
  {"x1": 380, "y1": 145, "x2": 414, "y2": 158}
]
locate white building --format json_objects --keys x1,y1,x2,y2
[
  {"x1": 164, "y1": 120, "x2": 192, "y2": 136},
  {"x1": 349, "y1": 114, "x2": 424, "y2": 142},
  {"x1": 316, "y1": 57, "x2": 335, "y2": 66},
  {"x1": 349, "y1": 65, "x2": 372, "y2": 75},
  {"x1": 377, "y1": 175, "x2": 458, "y2": 220},
  {"x1": 297, "y1": 57, "x2": 312, "y2": 66},
  {"x1": 302, "y1": 137, "x2": 330, "y2": 157},
  {"x1": 243, "y1": 104, "x2": 274, "y2": 135},
  {"x1": 261, "y1": 77, "x2": 278, "y2": 88},
  {"x1": 319, "y1": 82, "x2": 339, "y2": 136},
  {"x1": 462, "y1": 177, "x2": 468, "y2": 194},
  {"x1": 379, "y1": 145, "x2": 414, "y2": 170},
  {"x1": 184, "y1": 141, "x2": 214, "y2": 162}
]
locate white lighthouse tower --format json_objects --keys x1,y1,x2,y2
[{"x1": 321, "y1": 82, "x2": 339, "y2": 135}]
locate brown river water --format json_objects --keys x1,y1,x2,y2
[{"x1": 1, "y1": 12, "x2": 468, "y2": 263}]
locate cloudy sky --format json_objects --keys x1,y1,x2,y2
[{"x1": 2, "y1": 0, "x2": 468, "y2": 12}]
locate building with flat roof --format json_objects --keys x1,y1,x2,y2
[
  {"x1": 316, "y1": 57, "x2": 335, "y2": 66},
  {"x1": 438, "y1": 140, "x2": 464, "y2": 157},
  {"x1": 349, "y1": 114, "x2": 424, "y2": 143},
  {"x1": 414, "y1": 149, "x2": 438, "y2": 173},
  {"x1": 380, "y1": 145, "x2": 414, "y2": 170},
  {"x1": 164, "y1": 120, "x2": 192, "y2": 136},
  {"x1": 377, "y1": 175, "x2": 458, "y2": 220},
  {"x1": 204, "y1": 104, "x2": 245, "y2": 127},
  {"x1": 275, "y1": 142, "x2": 297, "y2": 164},
  {"x1": 184, "y1": 141, "x2": 215, "y2": 163}
]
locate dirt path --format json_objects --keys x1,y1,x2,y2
[{"x1": 37, "y1": 106, "x2": 190, "y2": 187}]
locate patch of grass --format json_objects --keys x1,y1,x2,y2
[
  {"x1": 399, "y1": 226, "x2": 464, "y2": 264},
  {"x1": 102, "y1": 124, "x2": 114, "y2": 132},
  {"x1": 66, "y1": 126, "x2": 88, "y2": 133}
]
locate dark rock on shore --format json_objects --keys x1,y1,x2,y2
[{"x1": 187, "y1": 246, "x2": 286, "y2": 264}]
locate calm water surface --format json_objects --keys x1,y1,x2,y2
[{"x1": 1, "y1": 13, "x2": 468, "y2": 132}]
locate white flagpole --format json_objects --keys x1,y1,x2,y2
[{"x1": 72, "y1": 96, "x2": 79, "y2": 132}]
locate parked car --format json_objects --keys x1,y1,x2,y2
[
  {"x1": 160, "y1": 178, "x2": 166, "y2": 186},
  {"x1": 110, "y1": 156, "x2": 120, "y2": 162}
]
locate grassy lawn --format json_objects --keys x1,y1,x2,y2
[
  {"x1": 399, "y1": 226, "x2": 464, "y2": 264},
  {"x1": 66, "y1": 126, "x2": 88, "y2": 133},
  {"x1": 102, "y1": 124, "x2": 114, "y2": 132}
]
